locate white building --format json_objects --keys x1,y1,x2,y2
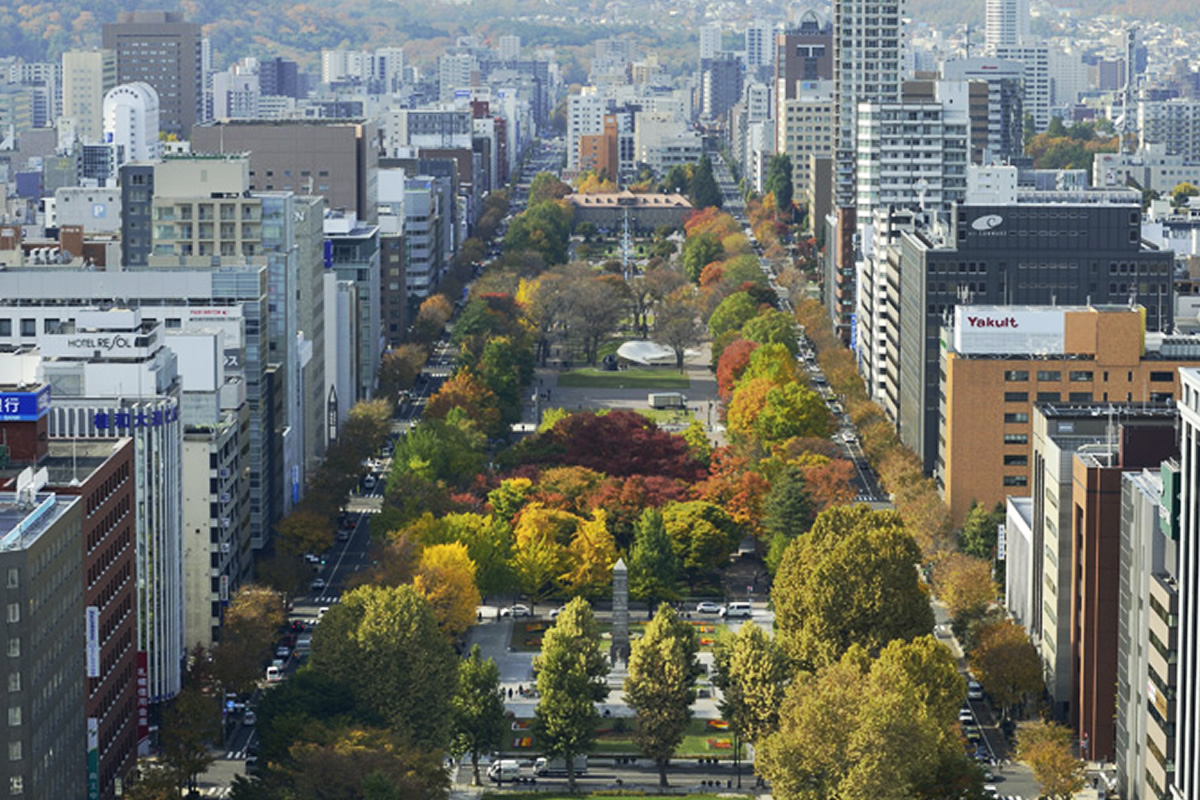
[
  {"x1": 699, "y1": 24, "x2": 723, "y2": 60},
  {"x1": 321, "y1": 49, "x2": 370, "y2": 84},
  {"x1": 102, "y1": 82, "x2": 161, "y2": 175},
  {"x1": 993, "y1": 44, "x2": 1052, "y2": 132},
  {"x1": 568, "y1": 93, "x2": 607, "y2": 170},
  {"x1": 498, "y1": 35, "x2": 521, "y2": 62},
  {"x1": 984, "y1": 0, "x2": 1029, "y2": 51},
  {"x1": 212, "y1": 66, "x2": 259, "y2": 119},
  {"x1": 438, "y1": 52, "x2": 478, "y2": 101},
  {"x1": 1173, "y1": 368, "x2": 1200, "y2": 800},
  {"x1": 1139, "y1": 99, "x2": 1200, "y2": 165},
  {"x1": 1094, "y1": 146, "x2": 1200, "y2": 194},
  {"x1": 744, "y1": 22, "x2": 772, "y2": 71},
  {"x1": 777, "y1": 80, "x2": 834, "y2": 214}
]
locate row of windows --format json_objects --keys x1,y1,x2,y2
[{"x1": 1005, "y1": 370, "x2": 1096, "y2": 382}]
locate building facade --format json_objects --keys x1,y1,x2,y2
[{"x1": 102, "y1": 11, "x2": 203, "y2": 139}]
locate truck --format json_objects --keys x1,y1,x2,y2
[
  {"x1": 533, "y1": 755, "x2": 588, "y2": 777},
  {"x1": 486, "y1": 760, "x2": 522, "y2": 783},
  {"x1": 648, "y1": 392, "x2": 687, "y2": 409}
]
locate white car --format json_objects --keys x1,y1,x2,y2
[
  {"x1": 696, "y1": 602, "x2": 722, "y2": 614},
  {"x1": 549, "y1": 606, "x2": 567, "y2": 619},
  {"x1": 310, "y1": 577, "x2": 327, "y2": 592},
  {"x1": 500, "y1": 604, "x2": 531, "y2": 617},
  {"x1": 243, "y1": 709, "x2": 256, "y2": 726}
]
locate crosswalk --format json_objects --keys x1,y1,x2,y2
[
  {"x1": 199, "y1": 788, "x2": 231, "y2": 798},
  {"x1": 225, "y1": 748, "x2": 252, "y2": 760},
  {"x1": 311, "y1": 595, "x2": 342, "y2": 606}
]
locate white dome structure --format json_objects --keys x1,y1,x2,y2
[{"x1": 103, "y1": 81, "x2": 162, "y2": 171}]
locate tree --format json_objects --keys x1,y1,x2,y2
[
  {"x1": 534, "y1": 597, "x2": 610, "y2": 793},
  {"x1": 510, "y1": 509, "x2": 569, "y2": 601},
  {"x1": 378, "y1": 344, "x2": 428, "y2": 400},
  {"x1": 661, "y1": 500, "x2": 742, "y2": 575},
  {"x1": 765, "y1": 154, "x2": 794, "y2": 217},
  {"x1": 561, "y1": 509, "x2": 618, "y2": 597},
  {"x1": 424, "y1": 370, "x2": 503, "y2": 437},
  {"x1": 411, "y1": 294, "x2": 453, "y2": 344},
  {"x1": 275, "y1": 508, "x2": 335, "y2": 558},
  {"x1": 624, "y1": 604, "x2": 701, "y2": 786},
  {"x1": 1017, "y1": 722, "x2": 1085, "y2": 798},
  {"x1": 716, "y1": 337, "x2": 759, "y2": 400},
  {"x1": 742, "y1": 308, "x2": 800, "y2": 356},
  {"x1": 758, "y1": 638, "x2": 977, "y2": 800},
  {"x1": 712, "y1": 622, "x2": 790, "y2": 747},
  {"x1": 690, "y1": 154, "x2": 723, "y2": 209},
  {"x1": 451, "y1": 645, "x2": 506, "y2": 786},
  {"x1": 932, "y1": 552, "x2": 996, "y2": 624},
  {"x1": 628, "y1": 509, "x2": 682, "y2": 605},
  {"x1": 708, "y1": 292, "x2": 759, "y2": 340},
  {"x1": 681, "y1": 231, "x2": 723, "y2": 283},
  {"x1": 655, "y1": 286, "x2": 705, "y2": 370},
  {"x1": 310, "y1": 584, "x2": 458, "y2": 749},
  {"x1": 762, "y1": 466, "x2": 816, "y2": 570},
  {"x1": 211, "y1": 584, "x2": 285, "y2": 695},
  {"x1": 728, "y1": 378, "x2": 830, "y2": 444},
  {"x1": 969, "y1": 620, "x2": 1043, "y2": 719},
  {"x1": 160, "y1": 655, "x2": 221, "y2": 793},
  {"x1": 529, "y1": 171, "x2": 572, "y2": 206},
  {"x1": 773, "y1": 505, "x2": 934, "y2": 670},
  {"x1": 413, "y1": 542, "x2": 481, "y2": 637},
  {"x1": 531, "y1": 410, "x2": 706, "y2": 483},
  {"x1": 1172, "y1": 181, "x2": 1200, "y2": 207},
  {"x1": 563, "y1": 272, "x2": 628, "y2": 365},
  {"x1": 505, "y1": 200, "x2": 571, "y2": 265},
  {"x1": 959, "y1": 501, "x2": 1004, "y2": 560}
]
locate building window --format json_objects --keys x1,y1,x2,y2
[
  {"x1": 1004, "y1": 392, "x2": 1028, "y2": 402},
  {"x1": 1069, "y1": 371, "x2": 1093, "y2": 382},
  {"x1": 7, "y1": 742, "x2": 18, "y2": 761},
  {"x1": 1150, "y1": 371, "x2": 1174, "y2": 382},
  {"x1": 4, "y1": 605, "x2": 15, "y2": 624},
  {"x1": 0, "y1": 320, "x2": 9, "y2": 337},
  {"x1": 18, "y1": 320, "x2": 33, "y2": 337},
  {"x1": 1036, "y1": 370, "x2": 1061, "y2": 381},
  {"x1": 1069, "y1": 392, "x2": 1093, "y2": 402},
  {"x1": 1004, "y1": 370, "x2": 1029, "y2": 382},
  {"x1": 1003, "y1": 475, "x2": 1029, "y2": 487},
  {"x1": 7, "y1": 674, "x2": 18, "y2": 693},
  {"x1": 1004, "y1": 413, "x2": 1029, "y2": 423},
  {"x1": 5, "y1": 569, "x2": 15, "y2": 589},
  {"x1": 1037, "y1": 392, "x2": 1061, "y2": 402},
  {"x1": 1003, "y1": 433, "x2": 1028, "y2": 445},
  {"x1": 8, "y1": 776, "x2": 21, "y2": 795},
  {"x1": 7, "y1": 707, "x2": 19, "y2": 726},
  {"x1": 1004, "y1": 455, "x2": 1029, "y2": 466},
  {"x1": 6, "y1": 640, "x2": 17, "y2": 658}
]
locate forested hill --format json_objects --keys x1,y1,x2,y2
[{"x1": 5, "y1": 0, "x2": 1196, "y2": 66}]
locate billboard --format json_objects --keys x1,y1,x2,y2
[
  {"x1": 85, "y1": 606, "x2": 100, "y2": 678},
  {"x1": 953, "y1": 306, "x2": 1066, "y2": 356},
  {"x1": 0, "y1": 386, "x2": 50, "y2": 422}
]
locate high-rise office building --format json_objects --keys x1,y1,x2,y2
[
  {"x1": 833, "y1": 0, "x2": 905, "y2": 207},
  {"x1": 1175, "y1": 368, "x2": 1200, "y2": 800},
  {"x1": 61, "y1": 49, "x2": 116, "y2": 144},
  {"x1": 744, "y1": 21, "x2": 772, "y2": 71},
  {"x1": 985, "y1": 0, "x2": 1030, "y2": 51},
  {"x1": 102, "y1": 11, "x2": 203, "y2": 139},
  {"x1": 773, "y1": 12, "x2": 833, "y2": 102},
  {"x1": 699, "y1": 24, "x2": 723, "y2": 61}
]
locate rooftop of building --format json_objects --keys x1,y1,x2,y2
[
  {"x1": 565, "y1": 191, "x2": 692, "y2": 208},
  {"x1": 0, "y1": 489, "x2": 77, "y2": 553},
  {"x1": 1035, "y1": 400, "x2": 1178, "y2": 419},
  {"x1": 195, "y1": 118, "x2": 368, "y2": 128}
]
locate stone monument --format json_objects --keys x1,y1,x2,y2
[{"x1": 612, "y1": 557, "x2": 629, "y2": 666}]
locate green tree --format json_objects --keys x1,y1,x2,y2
[
  {"x1": 680, "y1": 231, "x2": 724, "y2": 283},
  {"x1": 451, "y1": 645, "x2": 507, "y2": 786},
  {"x1": 624, "y1": 604, "x2": 702, "y2": 787},
  {"x1": 661, "y1": 500, "x2": 743, "y2": 576},
  {"x1": 712, "y1": 622, "x2": 790, "y2": 746},
  {"x1": 708, "y1": 291, "x2": 759, "y2": 339},
  {"x1": 681, "y1": 419, "x2": 713, "y2": 466},
  {"x1": 773, "y1": 505, "x2": 934, "y2": 669},
  {"x1": 958, "y1": 501, "x2": 1004, "y2": 560},
  {"x1": 160, "y1": 658, "x2": 221, "y2": 793},
  {"x1": 662, "y1": 164, "x2": 691, "y2": 195},
  {"x1": 765, "y1": 153, "x2": 794, "y2": 216},
  {"x1": 310, "y1": 584, "x2": 458, "y2": 749},
  {"x1": 690, "y1": 154, "x2": 723, "y2": 209},
  {"x1": 529, "y1": 171, "x2": 572, "y2": 206},
  {"x1": 762, "y1": 467, "x2": 815, "y2": 572},
  {"x1": 758, "y1": 638, "x2": 977, "y2": 800},
  {"x1": 534, "y1": 597, "x2": 610, "y2": 792},
  {"x1": 742, "y1": 308, "x2": 800, "y2": 355},
  {"x1": 628, "y1": 509, "x2": 683, "y2": 607},
  {"x1": 504, "y1": 200, "x2": 571, "y2": 264}
]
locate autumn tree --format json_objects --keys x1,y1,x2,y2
[
  {"x1": 742, "y1": 308, "x2": 800, "y2": 356},
  {"x1": 1017, "y1": 722, "x2": 1085, "y2": 798},
  {"x1": 310, "y1": 584, "x2": 458, "y2": 749},
  {"x1": 530, "y1": 410, "x2": 706, "y2": 483},
  {"x1": 410, "y1": 294, "x2": 454, "y2": 344},
  {"x1": 423, "y1": 370, "x2": 503, "y2": 437},
  {"x1": 528, "y1": 171, "x2": 572, "y2": 206},
  {"x1": 728, "y1": 378, "x2": 830, "y2": 444},
  {"x1": 510, "y1": 504, "x2": 571, "y2": 601},
  {"x1": 773, "y1": 505, "x2": 934, "y2": 670},
  {"x1": 933, "y1": 552, "x2": 996, "y2": 625},
  {"x1": 451, "y1": 645, "x2": 506, "y2": 786},
  {"x1": 210, "y1": 584, "x2": 285, "y2": 695},
  {"x1": 712, "y1": 622, "x2": 790, "y2": 748},
  {"x1": 413, "y1": 542, "x2": 481, "y2": 637},
  {"x1": 275, "y1": 508, "x2": 335, "y2": 558},
  {"x1": 716, "y1": 338, "x2": 759, "y2": 400},
  {"x1": 160, "y1": 652, "x2": 221, "y2": 793},
  {"x1": 534, "y1": 597, "x2": 610, "y2": 793},
  {"x1": 628, "y1": 509, "x2": 682, "y2": 606},
  {"x1": 561, "y1": 509, "x2": 618, "y2": 597},
  {"x1": 624, "y1": 604, "x2": 702, "y2": 787},
  {"x1": 969, "y1": 620, "x2": 1043, "y2": 719},
  {"x1": 655, "y1": 286, "x2": 705, "y2": 370},
  {"x1": 378, "y1": 344, "x2": 428, "y2": 400},
  {"x1": 708, "y1": 291, "x2": 759, "y2": 340}
]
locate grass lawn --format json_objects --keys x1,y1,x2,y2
[
  {"x1": 636, "y1": 408, "x2": 692, "y2": 426},
  {"x1": 555, "y1": 368, "x2": 689, "y2": 389},
  {"x1": 502, "y1": 719, "x2": 735, "y2": 760}
]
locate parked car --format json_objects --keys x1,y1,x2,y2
[
  {"x1": 696, "y1": 601, "x2": 722, "y2": 614},
  {"x1": 500, "y1": 604, "x2": 531, "y2": 617}
]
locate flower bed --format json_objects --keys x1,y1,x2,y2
[
  {"x1": 706, "y1": 720, "x2": 730, "y2": 731},
  {"x1": 706, "y1": 738, "x2": 732, "y2": 750},
  {"x1": 513, "y1": 736, "x2": 532, "y2": 748}
]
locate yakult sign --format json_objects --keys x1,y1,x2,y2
[{"x1": 953, "y1": 306, "x2": 1066, "y2": 355}]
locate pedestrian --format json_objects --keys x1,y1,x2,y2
[{"x1": 507, "y1": 687, "x2": 513, "y2": 699}]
